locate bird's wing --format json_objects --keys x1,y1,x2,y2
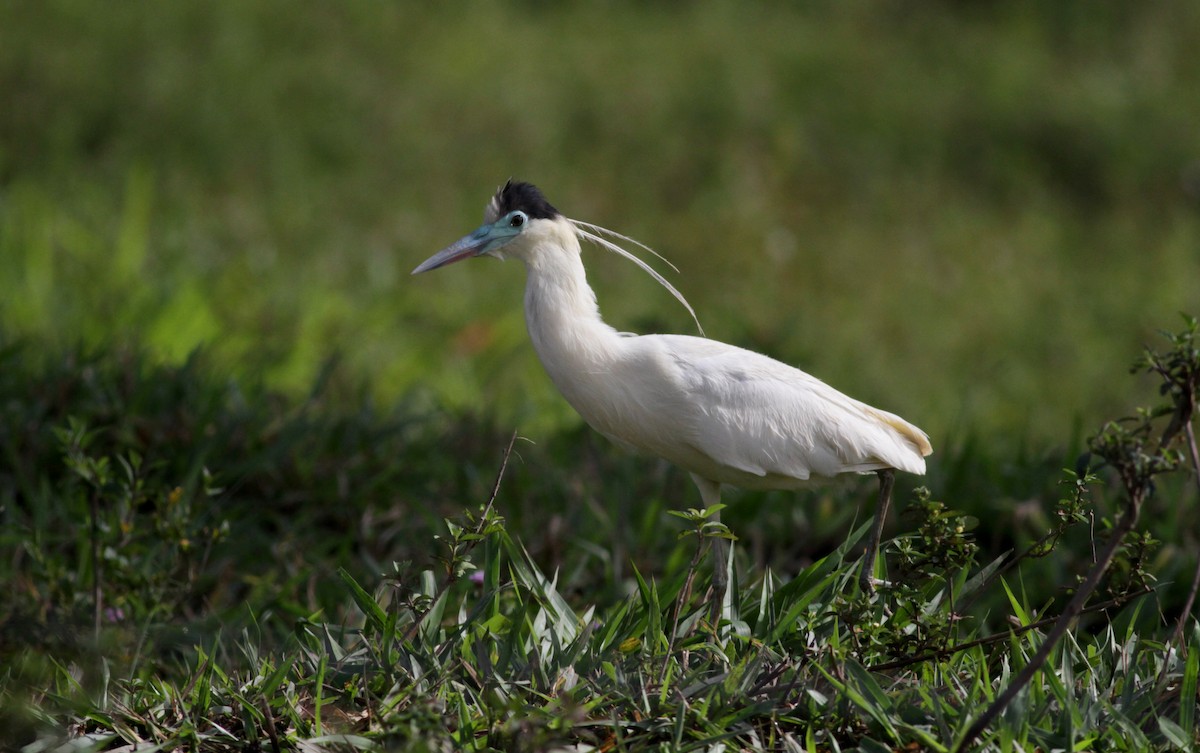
[{"x1": 649, "y1": 335, "x2": 931, "y2": 483}]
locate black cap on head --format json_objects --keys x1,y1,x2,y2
[{"x1": 485, "y1": 179, "x2": 560, "y2": 224}]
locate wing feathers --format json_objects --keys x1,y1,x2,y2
[{"x1": 649, "y1": 335, "x2": 931, "y2": 484}]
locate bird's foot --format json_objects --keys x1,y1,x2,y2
[{"x1": 858, "y1": 575, "x2": 891, "y2": 594}]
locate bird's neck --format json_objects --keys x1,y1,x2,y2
[{"x1": 522, "y1": 232, "x2": 622, "y2": 382}]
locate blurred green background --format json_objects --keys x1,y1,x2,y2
[{"x1": 2, "y1": 1, "x2": 1198, "y2": 445}]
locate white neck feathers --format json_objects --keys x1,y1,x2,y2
[{"x1": 520, "y1": 223, "x2": 622, "y2": 388}]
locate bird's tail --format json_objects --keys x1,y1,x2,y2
[{"x1": 867, "y1": 406, "x2": 933, "y2": 467}]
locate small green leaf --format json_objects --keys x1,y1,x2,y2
[
  {"x1": 1158, "y1": 717, "x2": 1190, "y2": 750},
  {"x1": 1180, "y1": 639, "x2": 1198, "y2": 737},
  {"x1": 338, "y1": 568, "x2": 387, "y2": 634},
  {"x1": 1001, "y1": 577, "x2": 1030, "y2": 626}
]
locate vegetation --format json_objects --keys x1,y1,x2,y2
[
  {"x1": 2, "y1": 318, "x2": 1199, "y2": 751},
  {"x1": 2, "y1": 1, "x2": 1199, "y2": 440},
  {"x1": 3, "y1": 2, "x2": 1200, "y2": 750}
]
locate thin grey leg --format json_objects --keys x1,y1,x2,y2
[
  {"x1": 691, "y1": 474, "x2": 728, "y2": 626},
  {"x1": 860, "y1": 469, "x2": 895, "y2": 593}
]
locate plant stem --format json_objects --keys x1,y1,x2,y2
[
  {"x1": 401, "y1": 431, "x2": 518, "y2": 645},
  {"x1": 953, "y1": 487, "x2": 1144, "y2": 752},
  {"x1": 91, "y1": 489, "x2": 102, "y2": 642},
  {"x1": 1170, "y1": 419, "x2": 1200, "y2": 655},
  {"x1": 868, "y1": 587, "x2": 1152, "y2": 673},
  {"x1": 665, "y1": 534, "x2": 708, "y2": 677},
  {"x1": 483, "y1": 430, "x2": 519, "y2": 524},
  {"x1": 958, "y1": 531, "x2": 1055, "y2": 614}
]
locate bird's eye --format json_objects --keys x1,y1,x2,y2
[{"x1": 510, "y1": 213, "x2": 525, "y2": 228}]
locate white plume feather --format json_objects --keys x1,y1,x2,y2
[{"x1": 569, "y1": 219, "x2": 704, "y2": 336}]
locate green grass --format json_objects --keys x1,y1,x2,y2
[{"x1": 2, "y1": 322, "x2": 1198, "y2": 750}]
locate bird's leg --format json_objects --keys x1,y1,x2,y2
[
  {"x1": 860, "y1": 468, "x2": 896, "y2": 593},
  {"x1": 710, "y1": 505, "x2": 729, "y2": 628},
  {"x1": 690, "y1": 475, "x2": 729, "y2": 629}
]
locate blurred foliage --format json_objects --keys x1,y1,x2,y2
[
  {"x1": 1, "y1": 1, "x2": 1198, "y2": 443},
  {"x1": 1, "y1": 335, "x2": 1196, "y2": 750},
  {"x1": 1, "y1": 334, "x2": 1196, "y2": 667}
]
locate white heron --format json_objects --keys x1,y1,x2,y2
[{"x1": 413, "y1": 180, "x2": 932, "y2": 611}]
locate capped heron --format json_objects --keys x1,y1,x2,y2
[{"x1": 413, "y1": 180, "x2": 932, "y2": 615}]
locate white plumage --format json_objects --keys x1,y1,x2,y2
[{"x1": 414, "y1": 181, "x2": 932, "y2": 609}]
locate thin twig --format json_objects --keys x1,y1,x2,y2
[
  {"x1": 960, "y1": 474, "x2": 1098, "y2": 614},
  {"x1": 1169, "y1": 419, "x2": 1200, "y2": 655},
  {"x1": 953, "y1": 486, "x2": 1145, "y2": 752},
  {"x1": 91, "y1": 489, "x2": 102, "y2": 642},
  {"x1": 261, "y1": 695, "x2": 281, "y2": 752},
  {"x1": 401, "y1": 431, "x2": 519, "y2": 645},
  {"x1": 868, "y1": 586, "x2": 1153, "y2": 673},
  {"x1": 958, "y1": 530, "x2": 1059, "y2": 614},
  {"x1": 483, "y1": 430, "x2": 520, "y2": 521},
  {"x1": 664, "y1": 535, "x2": 709, "y2": 680}
]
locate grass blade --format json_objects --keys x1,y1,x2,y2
[
  {"x1": 1180, "y1": 638, "x2": 1198, "y2": 738},
  {"x1": 338, "y1": 567, "x2": 388, "y2": 634}
]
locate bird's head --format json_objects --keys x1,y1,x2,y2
[
  {"x1": 412, "y1": 180, "x2": 564, "y2": 274},
  {"x1": 413, "y1": 179, "x2": 704, "y2": 332}
]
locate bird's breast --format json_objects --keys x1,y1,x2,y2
[{"x1": 533, "y1": 333, "x2": 694, "y2": 456}]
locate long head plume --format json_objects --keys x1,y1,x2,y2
[
  {"x1": 569, "y1": 219, "x2": 705, "y2": 336},
  {"x1": 478, "y1": 180, "x2": 704, "y2": 335}
]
